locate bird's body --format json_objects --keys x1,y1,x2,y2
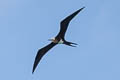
[
  {"x1": 49, "y1": 38, "x2": 64, "y2": 44},
  {"x1": 32, "y1": 7, "x2": 85, "y2": 73}
]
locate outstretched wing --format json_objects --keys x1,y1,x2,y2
[
  {"x1": 32, "y1": 42, "x2": 57, "y2": 73},
  {"x1": 56, "y1": 7, "x2": 85, "y2": 39}
]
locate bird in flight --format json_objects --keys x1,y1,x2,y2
[{"x1": 32, "y1": 7, "x2": 85, "y2": 73}]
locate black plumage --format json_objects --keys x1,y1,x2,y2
[{"x1": 32, "y1": 7, "x2": 85, "y2": 73}]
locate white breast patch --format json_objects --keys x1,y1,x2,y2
[{"x1": 58, "y1": 39, "x2": 64, "y2": 44}]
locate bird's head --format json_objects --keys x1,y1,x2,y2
[{"x1": 48, "y1": 38, "x2": 55, "y2": 42}]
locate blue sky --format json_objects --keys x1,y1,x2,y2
[{"x1": 0, "y1": 0, "x2": 120, "y2": 80}]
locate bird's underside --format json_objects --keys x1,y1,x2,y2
[{"x1": 32, "y1": 7, "x2": 85, "y2": 73}]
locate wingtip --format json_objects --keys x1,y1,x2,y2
[
  {"x1": 32, "y1": 69, "x2": 34, "y2": 74},
  {"x1": 76, "y1": 7, "x2": 85, "y2": 13},
  {"x1": 79, "y1": 6, "x2": 85, "y2": 11},
  {"x1": 82, "y1": 6, "x2": 85, "y2": 9},
  {"x1": 32, "y1": 65, "x2": 35, "y2": 74}
]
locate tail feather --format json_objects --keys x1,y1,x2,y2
[{"x1": 64, "y1": 41, "x2": 78, "y2": 47}]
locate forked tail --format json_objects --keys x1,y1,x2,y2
[{"x1": 64, "y1": 41, "x2": 78, "y2": 47}]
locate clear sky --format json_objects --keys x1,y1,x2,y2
[{"x1": 0, "y1": 0, "x2": 120, "y2": 80}]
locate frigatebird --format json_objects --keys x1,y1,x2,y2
[{"x1": 32, "y1": 7, "x2": 85, "y2": 73}]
